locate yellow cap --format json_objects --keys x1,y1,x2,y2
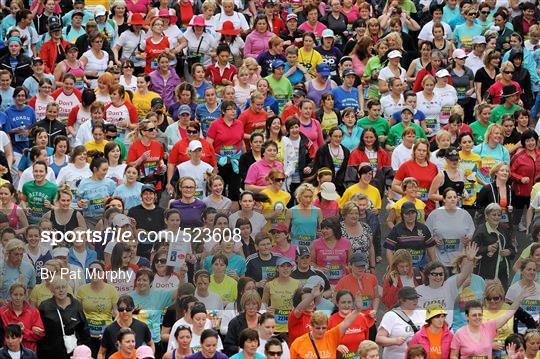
[{"x1": 425, "y1": 303, "x2": 447, "y2": 321}]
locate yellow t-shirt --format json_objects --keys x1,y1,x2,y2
[
  {"x1": 298, "y1": 48, "x2": 323, "y2": 78},
  {"x1": 132, "y1": 91, "x2": 161, "y2": 121},
  {"x1": 339, "y1": 183, "x2": 382, "y2": 209},
  {"x1": 29, "y1": 283, "x2": 74, "y2": 307},
  {"x1": 209, "y1": 275, "x2": 237, "y2": 304},
  {"x1": 261, "y1": 188, "x2": 291, "y2": 230},
  {"x1": 459, "y1": 151, "x2": 482, "y2": 206},
  {"x1": 392, "y1": 197, "x2": 426, "y2": 223},
  {"x1": 267, "y1": 278, "x2": 300, "y2": 333},
  {"x1": 483, "y1": 304, "x2": 514, "y2": 343},
  {"x1": 84, "y1": 140, "x2": 109, "y2": 162},
  {"x1": 76, "y1": 283, "x2": 119, "y2": 338}
]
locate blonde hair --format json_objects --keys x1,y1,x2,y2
[
  {"x1": 240, "y1": 289, "x2": 261, "y2": 309},
  {"x1": 496, "y1": 62, "x2": 515, "y2": 81},
  {"x1": 237, "y1": 66, "x2": 250, "y2": 77},
  {"x1": 412, "y1": 138, "x2": 431, "y2": 161},
  {"x1": 484, "y1": 123, "x2": 503, "y2": 144},
  {"x1": 385, "y1": 249, "x2": 413, "y2": 280},
  {"x1": 341, "y1": 201, "x2": 361, "y2": 217},
  {"x1": 128, "y1": 119, "x2": 152, "y2": 143},
  {"x1": 46, "y1": 101, "x2": 59, "y2": 111},
  {"x1": 294, "y1": 183, "x2": 315, "y2": 202},
  {"x1": 202, "y1": 0, "x2": 216, "y2": 10},
  {"x1": 489, "y1": 162, "x2": 509, "y2": 179},
  {"x1": 5, "y1": 238, "x2": 25, "y2": 253},
  {"x1": 358, "y1": 341, "x2": 379, "y2": 358},
  {"x1": 435, "y1": 130, "x2": 451, "y2": 144},
  {"x1": 310, "y1": 311, "x2": 328, "y2": 326},
  {"x1": 242, "y1": 57, "x2": 258, "y2": 68},
  {"x1": 529, "y1": 24, "x2": 540, "y2": 37},
  {"x1": 383, "y1": 31, "x2": 403, "y2": 50},
  {"x1": 482, "y1": 279, "x2": 505, "y2": 305},
  {"x1": 366, "y1": 18, "x2": 382, "y2": 37},
  {"x1": 450, "y1": 104, "x2": 464, "y2": 117},
  {"x1": 422, "y1": 75, "x2": 436, "y2": 86}
]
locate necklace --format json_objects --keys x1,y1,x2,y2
[{"x1": 330, "y1": 145, "x2": 341, "y2": 157}]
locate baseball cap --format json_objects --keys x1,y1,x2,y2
[
  {"x1": 293, "y1": 88, "x2": 306, "y2": 97},
  {"x1": 104, "y1": 123, "x2": 118, "y2": 133},
  {"x1": 32, "y1": 57, "x2": 44, "y2": 65},
  {"x1": 112, "y1": 214, "x2": 131, "y2": 227},
  {"x1": 188, "y1": 140, "x2": 203, "y2": 151},
  {"x1": 136, "y1": 345, "x2": 155, "y2": 359},
  {"x1": 316, "y1": 63, "x2": 331, "y2": 76},
  {"x1": 276, "y1": 256, "x2": 295, "y2": 266},
  {"x1": 270, "y1": 223, "x2": 288, "y2": 233},
  {"x1": 141, "y1": 184, "x2": 157, "y2": 194},
  {"x1": 342, "y1": 68, "x2": 355, "y2": 77},
  {"x1": 48, "y1": 17, "x2": 62, "y2": 31},
  {"x1": 402, "y1": 201, "x2": 417, "y2": 214},
  {"x1": 94, "y1": 5, "x2": 107, "y2": 17},
  {"x1": 272, "y1": 60, "x2": 285, "y2": 70},
  {"x1": 425, "y1": 303, "x2": 447, "y2": 321},
  {"x1": 452, "y1": 48, "x2": 467, "y2": 59},
  {"x1": 322, "y1": 29, "x2": 334, "y2": 38},
  {"x1": 151, "y1": 97, "x2": 164, "y2": 108},
  {"x1": 286, "y1": 13, "x2": 298, "y2": 21},
  {"x1": 304, "y1": 275, "x2": 325, "y2": 289},
  {"x1": 388, "y1": 50, "x2": 402, "y2": 59},
  {"x1": 444, "y1": 146, "x2": 460, "y2": 161},
  {"x1": 472, "y1": 35, "x2": 486, "y2": 45},
  {"x1": 350, "y1": 252, "x2": 368, "y2": 266},
  {"x1": 296, "y1": 246, "x2": 311, "y2": 258},
  {"x1": 178, "y1": 105, "x2": 191, "y2": 115},
  {"x1": 72, "y1": 10, "x2": 85, "y2": 18},
  {"x1": 72, "y1": 345, "x2": 92, "y2": 359},
  {"x1": 65, "y1": 43, "x2": 79, "y2": 52},
  {"x1": 398, "y1": 286, "x2": 421, "y2": 300},
  {"x1": 401, "y1": 106, "x2": 414, "y2": 115},
  {"x1": 435, "y1": 69, "x2": 450, "y2": 77}
]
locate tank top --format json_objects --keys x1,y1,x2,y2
[
  {"x1": 290, "y1": 205, "x2": 318, "y2": 247},
  {"x1": 8, "y1": 204, "x2": 19, "y2": 229},
  {"x1": 307, "y1": 79, "x2": 332, "y2": 105},
  {"x1": 433, "y1": 39, "x2": 450, "y2": 65},
  {"x1": 83, "y1": 49, "x2": 109, "y2": 80},
  {"x1": 51, "y1": 209, "x2": 80, "y2": 232},
  {"x1": 439, "y1": 169, "x2": 465, "y2": 206},
  {"x1": 62, "y1": 60, "x2": 85, "y2": 90}
]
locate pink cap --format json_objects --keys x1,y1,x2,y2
[
  {"x1": 136, "y1": 345, "x2": 155, "y2": 359},
  {"x1": 72, "y1": 345, "x2": 92, "y2": 359}
]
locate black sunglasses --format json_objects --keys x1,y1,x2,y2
[
  {"x1": 430, "y1": 272, "x2": 444, "y2": 277},
  {"x1": 267, "y1": 351, "x2": 283, "y2": 356},
  {"x1": 486, "y1": 296, "x2": 501, "y2": 302},
  {"x1": 118, "y1": 306, "x2": 134, "y2": 312},
  {"x1": 123, "y1": 66, "x2": 134, "y2": 69},
  {"x1": 157, "y1": 258, "x2": 167, "y2": 264},
  {"x1": 273, "y1": 178, "x2": 286, "y2": 182},
  {"x1": 187, "y1": 129, "x2": 199, "y2": 134},
  {"x1": 144, "y1": 127, "x2": 157, "y2": 132},
  {"x1": 106, "y1": 134, "x2": 117, "y2": 139},
  {"x1": 504, "y1": 71, "x2": 514, "y2": 74},
  {"x1": 480, "y1": 11, "x2": 489, "y2": 14}
]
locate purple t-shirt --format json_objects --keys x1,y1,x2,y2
[
  {"x1": 450, "y1": 319, "x2": 497, "y2": 359},
  {"x1": 169, "y1": 199, "x2": 206, "y2": 228}
]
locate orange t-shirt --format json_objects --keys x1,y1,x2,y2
[
  {"x1": 290, "y1": 326, "x2": 342, "y2": 359},
  {"x1": 109, "y1": 351, "x2": 136, "y2": 359},
  {"x1": 335, "y1": 273, "x2": 378, "y2": 327},
  {"x1": 426, "y1": 327, "x2": 443, "y2": 359}
]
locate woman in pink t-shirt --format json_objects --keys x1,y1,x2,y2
[
  {"x1": 298, "y1": 4, "x2": 327, "y2": 38},
  {"x1": 298, "y1": 99, "x2": 324, "y2": 152},
  {"x1": 450, "y1": 291, "x2": 533, "y2": 359},
  {"x1": 310, "y1": 217, "x2": 351, "y2": 285}
]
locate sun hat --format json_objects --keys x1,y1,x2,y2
[
  {"x1": 216, "y1": 20, "x2": 241, "y2": 35},
  {"x1": 128, "y1": 13, "x2": 146, "y2": 25},
  {"x1": 188, "y1": 15, "x2": 210, "y2": 27}
]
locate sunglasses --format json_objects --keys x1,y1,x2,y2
[
  {"x1": 267, "y1": 352, "x2": 283, "y2": 357},
  {"x1": 430, "y1": 272, "x2": 444, "y2": 277},
  {"x1": 123, "y1": 66, "x2": 133, "y2": 69},
  {"x1": 468, "y1": 12, "x2": 478, "y2": 16},
  {"x1": 480, "y1": 10, "x2": 489, "y2": 14},
  {"x1": 187, "y1": 129, "x2": 199, "y2": 134},
  {"x1": 157, "y1": 258, "x2": 167, "y2": 264},
  {"x1": 486, "y1": 296, "x2": 501, "y2": 302},
  {"x1": 118, "y1": 306, "x2": 134, "y2": 312},
  {"x1": 273, "y1": 178, "x2": 286, "y2": 182},
  {"x1": 504, "y1": 71, "x2": 514, "y2": 74},
  {"x1": 144, "y1": 127, "x2": 156, "y2": 132},
  {"x1": 106, "y1": 134, "x2": 117, "y2": 139}
]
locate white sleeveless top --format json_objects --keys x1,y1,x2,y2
[{"x1": 82, "y1": 49, "x2": 109, "y2": 88}]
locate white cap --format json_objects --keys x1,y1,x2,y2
[
  {"x1": 435, "y1": 68, "x2": 450, "y2": 77},
  {"x1": 112, "y1": 214, "x2": 131, "y2": 228},
  {"x1": 472, "y1": 35, "x2": 486, "y2": 45},
  {"x1": 452, "y1": 48, "x2": 467, "y2": 59},
  {"x1": 322, "y1": 29, "x2": 334, "y2": 38},
  {"x1": 189, "y1": 140, "x2": 203, "y2": 151},
  {"x1": 304, "y1": 275, "x2": 325, "y2": 290},
  {"x1": 320, "y1": 182, "x2": 338, "y2": 201},
  {"x1": 388, "y1": 50, "x2": 402, "y2": 59},
  {"x1": 94, "y1": 5, "x2": 106, "y2": 17},
  {"x1": 52, "y1": 247, "x2": 69, "y2": 258}
]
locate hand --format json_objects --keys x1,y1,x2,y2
[
  {"x1": 186, "y1": 254, "x2": 197, "y2": 264},
  {"x1": 465, "y1": 242, "x2": 479, "y2": 261},
  {"x1": 487, "y1": 243, "x2": 498, "y2": 254},
  {"x1": 43, "y1": 200, "x2": 53, "y2": 209},
  {"x1": 337, "y1": 345, "x2": 349, "y2": 354},
  {"x1": 258, "y1": 279, "x2": 267, "y2": 288},
  {"x1": 31, "y1": 326, "x2": 44, "y2": 335},
  {"x1": 18, "y1": 322, "x2": 24, "y2": 331},
  {"x1": 519, "y1": 284, "x2": 536, "y2": 300},
  {"x1": 303, "y1": 167, "x2": 312, "y2": 174},
  {"x1": 492, "y1": 341, "x2": 504, "y2": 351},
  {"x1": 434, "y1": 236, "x2": 444, "y2": 247},
  {"x1": 142, "y1": 150, "x2": 151, "y2": 160},
  {"x1": 389, "y1": 270, "x2": 398, "y2": 285},
  {"x1": 500, "y1": 249, "x2": 511, "y2": 257},
  {"x1": 357, "y1": 109, "x2": 365, "y2": 118},
  {"x1": 166, "y1": 183, "x2": 174, "y2": 195},
  {"x1": 267, "y1": 109, "x2": 275, "y2": 117},
  {"x1": 394, "y1": 337, "x2": 406, "y2": 345},
  {"x1": 266, "y1": 306, "x2": 275, "y2": 315},
  {"x1": 521, "y1": 177, "x2": 530, "y2": 184},
  {"x1": 506, "y1": 342, "x2": 520, "y2": 359},
  {"x1": 311, "y1": 283, "x2": 323, "y2": 297}
]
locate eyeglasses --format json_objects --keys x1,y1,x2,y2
[
  {"x1": 266, "y1": 351, "x2": 283, "y2": 357},
  {"x1": 504, "y1": 71, "x2": 514, "y2": 74},
  {"x1": 118, "y1": 306, "x2": 134, "y2": 312},
  {"x1": 486, "y1": 296, "x2": 501, "y2": 302},
  {"x1": 430, "y1": 272, "x2": 444, "y2": 277},
  {"x1": 273, "y1": 178, "x2": 286, "y2": 182},
  {"x1": 187, "y1": 129, "x2": 199, "y2": 134},
  {"x1": 144, "y1": 127, "x2": 156, "y2": 132},
  {"x1": 157, "y1": 258, "x2": 167, "y2": 264}
]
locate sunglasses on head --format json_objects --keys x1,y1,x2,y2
[{"x1": 118, "y1": 306, "x2": 134, "y2": 312}]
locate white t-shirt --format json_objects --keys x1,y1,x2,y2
[
  {"x1": 0, "y1": 131, "x2": 10, "y2": 149},
  {"x1": 75, "y1": 119, "x2": 94, "y2": 147},
  {"x1": 434, "y1": 84, "x2": 458, "y2": 125},
  {"x1": 211, "y1": 11, "x2": 250, "y2": 32},
  {"x1": 379, "y1": 66, "x2": 407, "y2": 86},
  {"x1": 379, "y1": 309, "x2": 425, "y2": 359},
  {"x1": 176, "y1": 161, "x2": 214, "y2": 198},
  {"x1": 168, "y1": 318, "x2": 213, "y2": 351},
  {"x1": 391, "y1": 143, "x2": 413, "y2": 171},
  {"x1": 380, "y1": 94, "x2": 404, "y2": 120},
  {"x1": 416, "y1": 275, "x2": 459, "y2": 327},
  {"x1": 119, "y1": 76, "x2": 137, "y2": 93},
  {"x1": 228, "y1": 210, "x2": 267, "y2": 236},
  {"x1": 116, "y1": 29, "x2": 148, "y2": 67},
  {"x1": 55, "y1": 91, "x2": 82, "y2": 122},
  {"x1": 195, "y1": 291, "x2": 224, "y2": 310},
  {"x1": 506, "y1": 281, "x2": 540, "y2": 333},
  {"x1": 418, "y1": 21, "x2": 453, "y2": 42},
  {"x1": 56, "y1": 163, "x2": 92, "y2": 188},
  {"x1": 416, "y1": 91, "x2": 442, "y2": 136},
  {"x1": 107, "y1": 163, "x2": 127, "y2": 184}
]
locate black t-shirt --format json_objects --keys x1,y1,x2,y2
[
  {"x1": 503, "y1": 129, "x2": 521, "y2": 148},
  {"x1": 245, "y1": 254, "x2": 279, "y2": 283},
  {"x1": 474, "y1": 68, "x2": 498, "y2": 100},
  {"x1": 127, "y1": 205, "x2": 166, "y2": 233},
  {"x1": 315, "y1": 46, "x2": 343, "y2": 74},
  {"x1": 162, "y1": 305, "x2": 178, "y2": 329},
  {"x1": 101, "y1": 319, "x2": 152, "y2": 359}
]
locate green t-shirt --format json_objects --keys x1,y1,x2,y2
[
  {"x1": 357, "y1": 116, "x2": 390, "y2": 136},
  {"x1": 398, "y1": 0, "x2": 417, "y2": 13},
  {"x1": 22, "y1": 180, "x2": 58, "y2": 224},
  {"x1": 387, "y1": 122, "x2": 427, "y2": 147},
  {"x1": 265, "y1": 75, "x2": 293, "y2": 115},
  {"x1": 489, "y1": 104, "x2": 521, "y2": 124},
  {"x1": 362, "y1": 56, "x2": 385, "y2": 99},
  {"x1": 469, "y1": 120, "x2": 490, "y2": 145}
]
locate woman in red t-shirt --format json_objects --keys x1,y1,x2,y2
[
  {"x1": 127, "y1": 119, "x2": 166, "y2": 190},
  {"x1": 144, "y1": 18, "x2": 171, "y2": 73},
  {"x1": 391, "y1": 138, "x2": 438, "y2": 214}
]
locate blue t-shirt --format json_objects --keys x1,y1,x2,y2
[
  {"x1": 18, "y1": 147, "x2": 54, "y2": 172},
  {"x1": 245, "y1": 96, "x2": 280, "y2": 117},
  {"x1": 230, "y1": 353, "x2": 265, "y2": 359},
  {"x1": 0, "y1": 262, "x2": 36, "y2": 299},
  {"x1": 22, "y1": 74, "x2": 55, "y2": 98},
  {"x1": 283, "y1": 63, "x2": 305, "y2": 86},
  {"x1": 113, "y1": 182, "x2": 144, "y2": 210},
  {"x1": 452, "y1": 23, "x2": 483, "y2": 49},
  {"x1": 129, "y1": 289, "x2": 175, "y2": 343},
  {"x1": 0, "y1": 87, "x2": 14, "y2": 112},
  {"x1": 391, "y1": 109, "x2": 426, "y2": 123},
  {"x1": 332, "y1": 86, "x2": 359, "y2": 112},
  {"x1": 77, "y1": 177, "x2": 116, "y2": 218},
  {"x1": 2, "y1": 105, "x2": 37, "y2": 154},
  {"x1": 195, "y1": 103, "x2": 221, "y2": 137},
  {"x1": 314, "y1": 46, "x2": 343, "y2": 74},
  {"x1": 194, "y1": 81, "x2": 213, "y2": 104},
  {"x1": 442, "y1": 5, "x2": 462, "y2": 30}
]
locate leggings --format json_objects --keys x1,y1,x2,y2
[{"x1": 218, "y1": 162, "x2": 241, "y2": 201}]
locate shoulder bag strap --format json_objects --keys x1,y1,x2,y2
[
  {"x1": 392, "y1": 308, "x2": 419, "y2": 333},
  {"x1": 308, "y1": 333, "x2": 322, "y2": 359},
  {"x1": 195, "y1": 36, "x2": 204, "y2": 54},
  {"x1": 57, "y1": 308, "x2": 67, "y2": 336}
]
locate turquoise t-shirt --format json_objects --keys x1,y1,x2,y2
[
  {"x1": 204, "y1": 254, "x2": 247, "y2": 277},
  {"x1": 442, "y1": 6, "x2": 462, "y2": 30},
  {"x1": 130, "y1": 289, "x2": 175, "y2": 343},
  {"x1": 453, "y1": 23, "x2": 483, "y2": 50},
  {"x1": 452, "y1": 274, "x2": 485, "y2": 331},
  {"x1": 113, "y1": 182, "x2": 144, "y2": 210},
  {"x1": 77, "y1": 177, "x2": 116, "y2": 218},
  {"x1": 0, "y1": 261, "x2": 36, "y2": 299},
  {"x1": 230, "y1": 353, "x2": 265, "y2": 359}
]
